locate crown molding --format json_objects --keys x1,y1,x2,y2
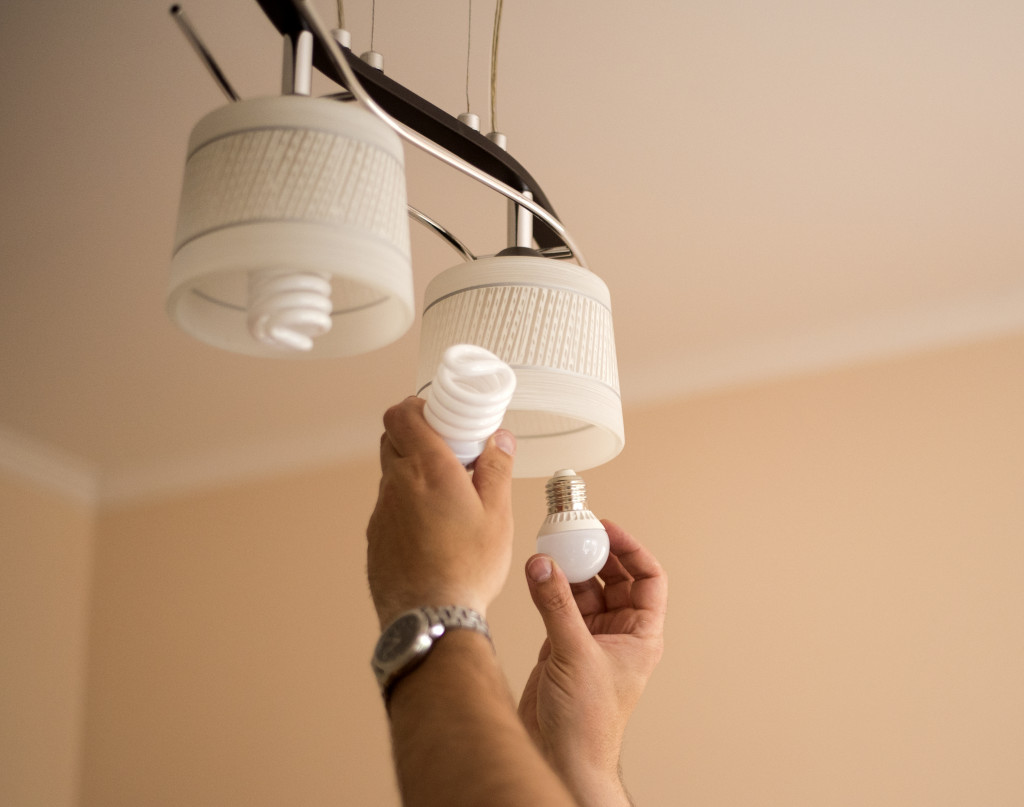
[
  {"x1": 6, "y1": 289, "x2": 1023, "y2": 509},
  {"x1": 0, "y1": 427, "x2": 100, "y2": 505},
  {"x1": 623, "y1": 285, "x2": 1024, "y2": 406},
  {"x1": 96, "y1": 415, "x2": 381, "y2": 508}
]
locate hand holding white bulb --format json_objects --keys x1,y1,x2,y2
[
  {"x1": 536, "y1": 469, "x2": 610, "y2": 583},
  {"x1": 423, "y1": 344, "x2": 517, "y2": 466}
]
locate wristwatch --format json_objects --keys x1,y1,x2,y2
[{"x1": 371, "y1": 605, "x2": 491, "y2": 700}]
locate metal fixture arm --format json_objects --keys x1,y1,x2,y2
[
  {"x1": 170, "y1": 5, "x2": 240, "y2": 101},
  {"x1": 407, "y1": 207, "x2": 477, "y2": 262},
  {"x1": 257, "y1": 0, "x2": 563, "y2": 252},
  {"x1": 286, "y1": 0, "x2": 589, "y2": 268}
]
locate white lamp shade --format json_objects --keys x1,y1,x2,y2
[
  {"x1": 167, "y1": 95, "x2": 413, "y2": 357},
  {"x1": 417, "y1": 255, "x2": 624, "y2": 477}
]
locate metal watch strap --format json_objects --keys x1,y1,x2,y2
[
  {"x1": 373, "y1": 605, "x2": 491, "y2": 704},
  {"x1": 423, "y1": 605, "x2": 491, "y2": 640}
]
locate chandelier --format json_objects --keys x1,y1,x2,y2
[{"x1": 167, "y1": 0, "x2": 624, "y2": 476}]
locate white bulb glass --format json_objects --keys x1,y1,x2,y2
[
  {"x1": 423, "y1": 344, "x2": 517, "y2": 465},
  {"x1": 536, "y1": 469, "x2": 610, "y2": 583}
]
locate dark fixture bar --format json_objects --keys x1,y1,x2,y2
[{"x1": 255, "y1": 0, "x2": 564, "y2": 251}]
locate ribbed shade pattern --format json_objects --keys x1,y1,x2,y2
[
  {"x1": 167, "y1": 95, "x2": 413, "y2": 357},
  {"x1": 418, "y1": 255, "x2": 624, "y2": 477}
]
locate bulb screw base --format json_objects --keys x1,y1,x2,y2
[{"x1": 545, "y1": 469, "x2": 591, "y2": 514}]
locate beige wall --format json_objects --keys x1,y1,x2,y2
[
  {"x1": 0, "y1": 472, "x2": 94, "y2": 807},
  {"x1": 80, "y1": 465, "x2": 395, "y2": 806},
  {"x1": 598, "y1": 334, "x2": 1024, "y2": 805},
  {"x1": 36, "y1": 332, "x2": 1024, "y2": 805}
]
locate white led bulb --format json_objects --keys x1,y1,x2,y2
[
  {"x1": 423, "y1": 344, "x2": 517, "y2": 466},
  {"x1": 536, "y1": 469, "x2": 610, "y2": 583}
]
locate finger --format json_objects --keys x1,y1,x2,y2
[
  {"x1": 596, "y1": 551, "x2": 636, "y2": 612},
  {"x1": 524, "y1": 554, "x2": 591, "y2": 654},
  {"x1": 378, "y1": 429, "x2": 397, "y2": 472},
  {"x1": 568, "y1": 577, "x2": 607, "y2": 619},
  {"x1": 602, "y1": 520, "x2": 668, "y2": 619},
  {"x1": 380, "y1": 398, "x2": 417, "y2": 459},
  {"x1": 604, "y1": 520, "x2": 664, "y2": 581},
  {"x1": 534, "y1": 637, "x2": 552, "y2": 663},
  {"x1": 594, "y1": 522, "x2": 636, "y2": 610},
  {"x1": 381, "y1": 397, "x2": 449, "y2": 459},
  {"x1": 471, "y1": 429, "x2": 516, "y2": 513}
]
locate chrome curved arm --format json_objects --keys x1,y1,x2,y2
[
  {"x1": 290, "y1": 0, "x2": 588, "y2": 269},
  {"x1": 407, "y1": 206, "x2": 476, "y2": 262}
]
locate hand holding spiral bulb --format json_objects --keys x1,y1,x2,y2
[{"x1": 423, "y1": 344, "x2": 517, "y2": 466}]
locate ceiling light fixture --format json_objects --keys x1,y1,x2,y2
[
  {"x1": 166, "y1": 0, "x2": 625, "y2": 475},
  {"x1": 417, "y1": 254, "x2": 622, "y2": 478}
]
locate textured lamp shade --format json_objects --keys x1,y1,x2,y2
[
  {"x1": 167, "y1": 95, "x2": 412, "y2": 357},
  {"x1": 417, "y1": 255, "x2": 624, "y2": 478}
]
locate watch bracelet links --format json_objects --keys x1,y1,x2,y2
[
  {"x1": 424, "y1": 604, "x2": 492, "y2": 641},
  {"x1": 376, "y1": 605, "x2": 493, "y2": 708}
]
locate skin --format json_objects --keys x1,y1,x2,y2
[
  {"x1": 366, "y1": 397, "x2": 577, "y2": 807},
  {"x1": 366, "y1": 396, "x2": 668, "y2": 806},
  {"x1": 519, "y1": 523, "x2": 668, "y2": 806},
  {"x1": 367, "y1": 397, "x2": 516, "y2": 628}
]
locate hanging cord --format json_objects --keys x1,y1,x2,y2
[
  {"x1": 465, "y1": 1, "x2": 473, "y2": 113},
  {"x1": 370, "y1": 0, "x2": 377, "y2": 51},
  {"x1": 490, "y1": 0, "x2": 503, "y2": 132},
  {"x1": 291, "y1": 0, "x2": 589, "y2": 267},
  {"x1": 336, "y1": 0, "x2": 344, "y2": 28}
]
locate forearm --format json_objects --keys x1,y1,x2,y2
[{"x1": 388, "y1": 631, "x2": 578, "y2": 807}]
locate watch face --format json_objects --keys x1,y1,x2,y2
[{"x1": 376, "y1": 611, "x2": 429, "y2": 664}]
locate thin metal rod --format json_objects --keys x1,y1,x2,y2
[
  {"x1": 515, "y1": 190, "x2": 534, "y2": 249},
  {"x1": 170, "y1": 5, "x2": 241, "y2": 102},
  {"x1": 290, "y1": 0, "x2": 588, "y2": 269},
  {"x1": 407, "y1": 206, "x2": 476, "y2": 261}
]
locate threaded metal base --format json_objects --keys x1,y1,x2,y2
[{"x1": 545, "y1": 469, "x2": 590, "y2": 514}]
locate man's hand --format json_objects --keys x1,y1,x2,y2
[
  {"x1": 366, "y1": 396, "x2": 517, "y2": 628},
  {"x1": 518, "y1": 521, "x2": 668, "y2": 805}
]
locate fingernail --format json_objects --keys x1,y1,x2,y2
[
  {"x1": 527, "y1": 555, "x2": 552, "y2": 582},
  {"x1": 493, "y1": 429, "x2": 516, "y2": 456}
]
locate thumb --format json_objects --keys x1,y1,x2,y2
[
  {"x1": 471, "y1": 429, "x2": 516, "y2": 511},
  {"x1": 525, "y1": 554, "x2": 590, "y2": 653}
]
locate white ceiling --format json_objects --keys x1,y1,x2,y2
[{"x1": 2, "y1": 0, "x2": 1023, "y2": 503}]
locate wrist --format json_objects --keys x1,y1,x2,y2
[
  {"x1": 372, "y1": 605, "x2": 493, "y2": 705},
  {"x1": 386, "y1": 628, "x2": 497, "y2": 709},
  {"x1": 558, "y1": 765, "x2": 633, "y2": 807},
  {"x1": 548, "y1": 755, "x2": 632, "y2": 807},
  {"x1": 386, "y1": 629, "x2": 580, "y2": 807},
  {"x1": 373, "y1": 587, "x2": 489, "y2": 630}
]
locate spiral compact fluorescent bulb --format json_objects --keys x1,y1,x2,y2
[
  {"x1": 423, "y1": 344, "x2": 517, "y2": 466},
  {"x1": 247, "y1": 269, "x2": 334, "y2": 351},
  {"x1": 536, "y1": 469, "x2": 610, "y2": 583}
]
